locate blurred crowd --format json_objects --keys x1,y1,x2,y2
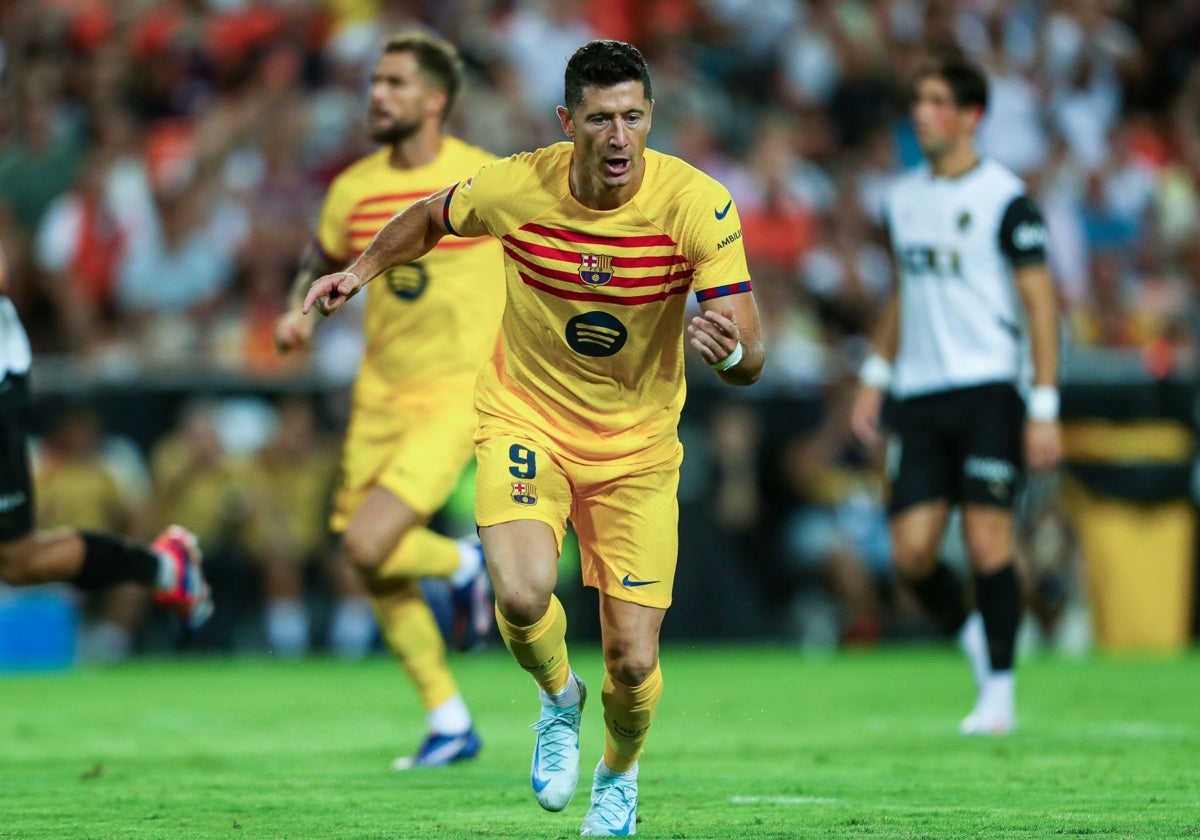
[{"x1": 1, "y1": 0, "x2": 1198, "y2": 655}]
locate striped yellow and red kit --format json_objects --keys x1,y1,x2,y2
[{"x1": 443, "y1": 142, "x2": 751, "y2": 467}]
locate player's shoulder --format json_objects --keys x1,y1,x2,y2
[
  {"x1": 647, "y1": 149, "x2": 729, "y2": 203},
  {"x1": 975, "y1": 158, "x2": 1030, "y2": 202},
  {"x1": 468, "y1": 143, "x2": 569, "y2": 196}
]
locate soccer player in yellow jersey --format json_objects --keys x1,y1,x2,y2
[
  {"x1": 304, "y1": 40, "x2": 763, "y2": 835},
  {"x1": 274, "y1": 31, "x2": 504, "y2": 769}
]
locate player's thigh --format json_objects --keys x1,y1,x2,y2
[
  {"x1": 479, "y1": 519, "x2": 560, "y2": 621},
  {"x1": 571, "y1": 448, "x2": 683, "y2": 611},
  {"x1": 886, "y1": 396, "x2": 956, "y2": 518},
  {"x1": 332, "y1": 400, "x2": 476, "y2": 532},
  {"x1": 958, "y1": 383, "x2": 1024, "y2": 510},
  {"x1": 475, "y1": 433, "x2": 573, "y2": 558}
]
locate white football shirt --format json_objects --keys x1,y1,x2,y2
[{"x1": 884, "y1": 159, "x2": 1047, "y2": 398}]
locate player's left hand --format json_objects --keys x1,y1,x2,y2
[
  {"x1": 1025, "y1": 418, "x2": 1062, "y2": 472},
  {"x1": 688, "y1": 308, "x2": 740, "y2": 367}
]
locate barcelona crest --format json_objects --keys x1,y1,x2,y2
[
  {"x1": 511, "y1": 482, "x2": 538, "y2": 506},
  {"x1": 579, "y1": 253, "x2": 614, "y2": 286}
]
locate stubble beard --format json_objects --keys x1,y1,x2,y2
[{"x1": 369, "y1": 117, "x2": 421, "y2": 145}]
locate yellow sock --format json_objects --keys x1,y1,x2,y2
[
  {"x1": 495, "y1": 595, "x2": 571, "y2": 696},
  {"x1": 376, "y1": 527, "x2": 459, "y2": 581},
  {"x1": 371, "y1": 579, "x2": 457, "y2": 711},
  {"x1": 602, "y1": 664, "x2": 663, "y2": 772}
]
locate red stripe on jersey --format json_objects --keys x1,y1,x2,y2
[
  {"x1": 519, "y1": 270, "x2": 691, "y2": 305},
  {"x1": 356, "y1": 191, "x2": 430, "y2": 208},
  {"x1": 503, "y1": 235, "x2": 686, "y2": 268},
  {"x1": 519, "y1": 222, "x2": 675, "y2": 249},
  {"x1": 503, "y1": 245, "x2": 693, "y2": 289}
]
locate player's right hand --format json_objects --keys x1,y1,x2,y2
[
  {"x1": 273, "y1": 309, "x2": 314, "y2": 355},
  {"x1": 303, "y1": 271, "x2": 363, "y2": 316},
  {"x1": 850, "y1": 385, "x2": 885, "y2": 448}
]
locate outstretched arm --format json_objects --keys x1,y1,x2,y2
[
  {"x1": 274, "y1": 246, "x2": 342, "y2": 353},
  {"x1": 303, "y1": 184, "x2": 469, "y2": 316},
  {"x1": 688, "y1": 292, "x2": 764, "y2": 386}
]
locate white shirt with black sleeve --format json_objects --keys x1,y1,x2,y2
[{"x1": 884, "y1": 159, "x2": 1048, "y2": 399}]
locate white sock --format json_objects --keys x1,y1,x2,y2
[
  {"x1": 982, "y1": 670, "x2": 1015, "y2": 702},
  {"x1": 428, "y1": 693, "x2": 472, "y2": 735},
  {"x1": 597, "y1": 759, "x2": 638, "y2": 780},
  {"x1": 958, "y1": 611, "x2": 990, "y2": 690},
  {"x1": 540, "y1": 671, "x2": 581, "y2": 708},
  {"x1": 329, "y1": 597, "x2": 376, "y2": 659},
  {"x1": 449, "y1": 537, "x2": 482, "y2": 588},
  {"x1": 266, "y1": 599, "x2": 309, "y2": 658}
]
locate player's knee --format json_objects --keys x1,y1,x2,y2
[
  {"x1": 891, "y1": 540, "x2": 938, "y2": 579},
  {"x1": 603, "y1": 647, "x2": 658, "y2": 687},
  {"x1": 340, "y1": 529, "x2": 388, "y2": 574},
  {"x1": 494, "y1": 589, "x2": 551, "y2": 627},
  {"x1": 964, "y1": 526, "x2": 1012, "y2": 571}
]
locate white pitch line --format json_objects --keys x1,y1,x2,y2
[{"x1": 729, "y1": 796, "x2": 837, "y2": 805}]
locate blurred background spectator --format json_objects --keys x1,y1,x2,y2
[{"x1": 0, "y1": 0, "x2": 1197, "y2": 655}]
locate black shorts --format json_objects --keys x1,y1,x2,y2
[
  {"x1": 0, "y1": 373, "x2": 34, "y2": 540},
  {"x1": 887, "y1": 382, "x2": 1024, "y2": 516}
]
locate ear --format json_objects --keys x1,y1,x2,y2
[
  {"x1": 426, "y1": 88, "x2": 449, "y2": 121},
  {"x1": 556, "y1": 105, "x2": 573, "y2": 139}
]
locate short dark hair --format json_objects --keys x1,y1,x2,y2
[
  {"x1": 383, "y1": 30, "x2": 464, "y2": 119},
  {"x1": 563, "y1": 40, "x2": 652, "y2": 113},
  {"x1": 914, "y1": 55, "x2": 989, "y2": 113}
]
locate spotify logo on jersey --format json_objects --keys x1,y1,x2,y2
[
  {"x1": 384, "y1": 262, "x2": 428, "y2": 300},
  {"x1": 566, "y1": 311, "x2": 627, "y2": 357}
]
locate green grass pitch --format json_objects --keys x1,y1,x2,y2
[{"x1": 1, "y1": 646, "x2": 1198, "y2": 839}]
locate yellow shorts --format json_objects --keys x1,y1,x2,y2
[
  {"x1": 330, "y1": 394, "x2": 477, "y2": 533},
  {"x1": 475, "y1": 428, "x2": 683, "y2": 609}
]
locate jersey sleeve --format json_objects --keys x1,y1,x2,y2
[
  {"x1": 686, "y1": 186, "x2": 752, "y2": 302},
  {"x1": 314, "y1": 175, "x2": 356, "y2": 264},
  {"x1": 998, "y1": 194, "x2": 1048, "y2": 269},
  {"x1": 443, "y1": 157, "x2": 511, "y2": 238}
]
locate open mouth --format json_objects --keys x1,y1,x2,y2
[{"x1": 603, "y1": 157, "x2": 631, "y2": 178}]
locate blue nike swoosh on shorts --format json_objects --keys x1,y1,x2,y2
[{"x1": 621, "y1": 574, "x2": 660, "y2": 588}]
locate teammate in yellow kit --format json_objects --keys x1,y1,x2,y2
[
  {"x1": 274, "y1": 31, "x2": 504, "y2": 768},
  {"x1": 305, "y1": 40, "x2": 762, "y2": 834}
]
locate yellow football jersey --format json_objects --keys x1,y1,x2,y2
[
  {"x1": 316, "y1": 137, "x2": 506, "y2": 404},
  {"x1": 444, "y1": 143, "x2": 751, "y2": 463}
]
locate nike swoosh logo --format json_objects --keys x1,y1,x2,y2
[
  {"x1": 715, "y1": 200, "x2": 732, "y2": 220},
  {"x1": 531, "y1": 771, "x2": 551, "y2": 792},
  {"x1": 621, "y1": 574, "x2": 660, "y2": 588}
]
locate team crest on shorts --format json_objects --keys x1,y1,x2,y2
[
  {"x1": 579, "y1": 253, "x2": 614, "y2": 286},
  {"x1": 511, "y1": 482, "x2": 538, "y2": 505}
]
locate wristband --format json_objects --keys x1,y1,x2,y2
[
  {"x1": 859, "y1": 354, "x2": 893, "y2": 389},
  {"x1": 710, "y1": 341, "x2": 744, "y2": 372},
  {"x1": 1027, "y1": 385, "x2": 1060, "y2": 422}
]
